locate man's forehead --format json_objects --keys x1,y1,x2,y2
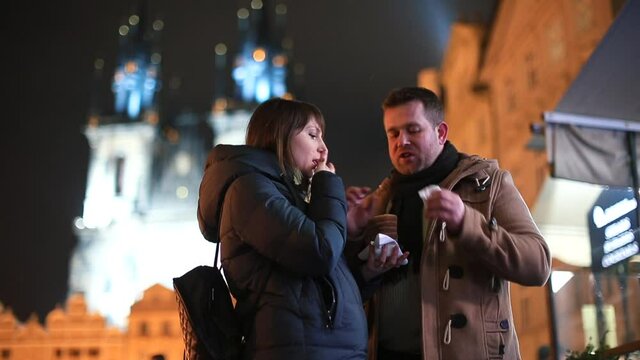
[{"x1": 383, "y1": 113, "x2": 430, "y2": 130}]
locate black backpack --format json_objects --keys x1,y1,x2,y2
[
  {"x1": 173, "y1": 245, "x2": 242, "y2": 360},
  {"x1": 174, "y1": 174, "x2": 271, "y2": 360}
]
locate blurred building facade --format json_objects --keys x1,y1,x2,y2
[
  {"x1": 419, "y1": 0, "x2": 620, "y2": 358},
  {"x1": 70, "y1": 0, "x2": 293, "y2": 329},
  {"x1": 0, "y1": 284, "x2": 182, "y2": 360},
  {"x1": 422, "y1": 0, "x2": 616, "y2": 205}
]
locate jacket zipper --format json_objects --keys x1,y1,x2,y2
[{"x1": 315, "y1": 276, "x2": 336, "y2": 328}]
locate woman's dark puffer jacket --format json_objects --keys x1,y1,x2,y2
[{"x1": 198, "y1": 145, "x2": 367, "y2": 360}]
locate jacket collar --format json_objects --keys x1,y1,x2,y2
[{"x1": 439, "y1": 154, "x2": 497, "y2": 191}]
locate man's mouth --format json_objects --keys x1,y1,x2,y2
[{"x1": 399, "y1": 152, "x2": 414, "y2": 159}]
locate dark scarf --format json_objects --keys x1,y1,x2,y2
[{"x1": 386, "y1": 141, "x2": 460, "y2": 282}]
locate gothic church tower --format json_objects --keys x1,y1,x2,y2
[
  {"x1": 71, "y1": 0, "x2": 293, "y2": 328},
  {"x1": 70, "y1": 1, "x2": 214, "y2": 328}
]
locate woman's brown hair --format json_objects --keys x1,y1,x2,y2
[{"x1": 246, "y1": 98, "x2": 325, "y2": 179}]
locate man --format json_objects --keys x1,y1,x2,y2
[{"x1": 347, "y1": 87, "x2": 551, "y2": 360}]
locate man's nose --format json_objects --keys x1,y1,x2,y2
[{"x1": 397, "y1": 132, "x2": 410, "y2": 147}]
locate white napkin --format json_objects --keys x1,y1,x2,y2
[
  {"x1": 357, "y1": 233, "x2": 408, "y2": 266},
  {"x1": 418, "y1": 184, "x2": 441, "y2": 202}
]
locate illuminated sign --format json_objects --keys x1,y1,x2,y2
[{"x1": 588, "y1": 188, "x2": 640, "y2": 271}]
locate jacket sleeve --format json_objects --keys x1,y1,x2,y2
[
  {"x1": 454, "y1": 170, "x2": 551, "y2": 286},
  {"x1": 226, "y1": 171, "x2": 347, "y2": 277}
]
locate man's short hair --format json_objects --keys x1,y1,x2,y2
[{"x1": 382, "y1": 87, "x2": 444, "y2": 126}]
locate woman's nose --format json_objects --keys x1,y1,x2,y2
[{"x1": 318, "y1": 140, "x2": 328, "y2": 153}]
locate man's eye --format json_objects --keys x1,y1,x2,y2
[{"x1": 408, "y1": 126, "x2": 421, "y2": 133}]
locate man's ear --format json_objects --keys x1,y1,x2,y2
[{"x1": 437, "y1": 122, "x2": 449, "y2": 145}]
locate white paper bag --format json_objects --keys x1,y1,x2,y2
[{"x1": 357, "y1": 233, "x2": 408, "y2": 266}]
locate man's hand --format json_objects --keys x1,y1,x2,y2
[
  {"x1": 346, "y1": 178, "x2": 392, "y2": 237},
  {"x1": 423, "y1": 188, "x2": 465, "y2": 235},
  {"x1": 361, "y1": 243, "x2": 410, "y2": 281},
  {"x1": 346, "y1": 186, "x2": 370, "y2": 209},
  {"x1": 346, "y1": 186, "x2": 373, "y2": 237}
]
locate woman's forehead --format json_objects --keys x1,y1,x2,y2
[{"x1": 304, "y1": 118, "x2": 323, "y2": 132}]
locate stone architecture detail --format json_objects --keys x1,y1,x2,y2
[
  {"x1": 0, "y1": 285, "x2": 181, "y2": 360},
  {"x1": 424, "y1": 0, "x2": 614, "y2": 206}
]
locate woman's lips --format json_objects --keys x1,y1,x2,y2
[{"x1": 312, "y1": 158, "x2": 326, "y2": 167}]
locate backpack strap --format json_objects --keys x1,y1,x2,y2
[
  {"x1": 212, "y1": 171, "x2": 253, "y2": 268},
  {"x1": 199, "y1": 170, "x2": 253, "y2": 243},
  {"x1": 214, "y1": 173, "x2": 274, "y2": 336}
]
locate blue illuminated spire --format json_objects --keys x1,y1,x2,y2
[
  {"x1": 111, "y1": 0, "x2": 162, "y2": 121},
  {"x1": 232, "y1": 0, "x2": 289, "y2": 104}
]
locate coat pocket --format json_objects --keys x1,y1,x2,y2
[{"x1": 485, "y1": 319, "x2": 510, "y2": 359}]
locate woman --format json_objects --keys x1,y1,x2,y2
[{"x1": 197, "y1": 98, "x2": 368, "y2": 359}]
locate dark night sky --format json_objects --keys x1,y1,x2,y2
[{"x1": 2, "y1": 0, "x2": 495, "y2": 322}]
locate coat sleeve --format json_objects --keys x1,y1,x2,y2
[
  {"x1": 454, "y1": 170, "x2": 551, "y2": 286},
  {"x1": 225, "y1": 171, "x2": 347, "y2": 277}
]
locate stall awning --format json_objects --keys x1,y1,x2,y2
[
  {"x1": 532, "y1": 177, "x2": 604, "y2": 267},
  {"x1": 544, "y1": 0, "x2": 640, "y2": 187}
]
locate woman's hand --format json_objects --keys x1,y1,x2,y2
[{"x1": 314, "y1": 158, "x2": 335, "y2": 174}]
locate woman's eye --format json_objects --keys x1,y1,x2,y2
[{"x1": 309, "y1": 133, "x2": 317, "y2": 139}]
